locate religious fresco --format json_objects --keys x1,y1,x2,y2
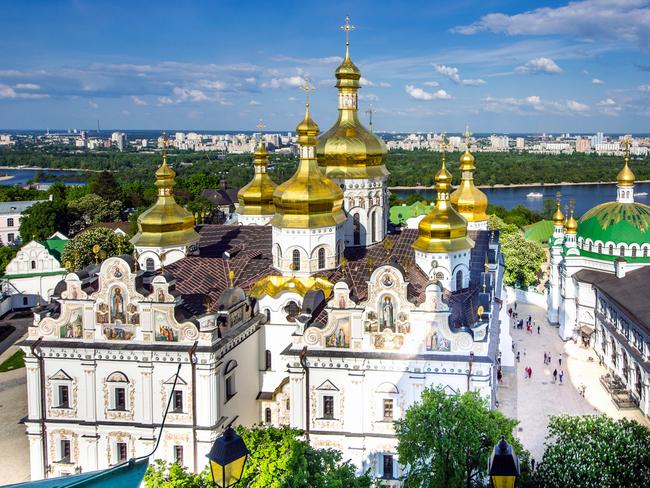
[
  {"x1": 380, "y1": 296, "x2": 395, "y2": 331},
  {"x1": 59, "y1": 307, "x2": 83, "y2": 339},
  {"x1": 373, "y1": 330, "x2": 404, "y2": 350},
  {"x1": 100, "y1": 286, "x2": 136, "y2": 340},
  {"x1": 154, "y1": 310, "x2": 178, "y2": 342},
  {"x1": 325, "y1": 318, "x2": 350, "y2": 348},
  {"x1": 425, "y1": 323, "x2": 451, "y2": 352}
]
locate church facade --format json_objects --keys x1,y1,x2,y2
[
  {"x1": 22, "y1": 22, "x2": 512, "y2": 482},
  {"x1": 547, "y1": 143, "x2": 650, "y2": 418}
]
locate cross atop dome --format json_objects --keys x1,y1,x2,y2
[{"x1": 340, "y1": 15, "x2": 355, "y2": 46}]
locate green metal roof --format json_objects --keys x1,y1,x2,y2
[
  {"x1": 566, "y1": 247, "x2": 650, "y2": 264},
  {"x1": 577, "y1": 201, "x2": 650, "y2": 245},
  {"x1": 0, "y1": 270, "x2": 66, "y2": 279},
  {"x1": 42, "y1": 237, "x2": 67, "y2": 262},
  {"x1": 523, "y1": 220, "x2": 554, "y2": 244},
  {"x1": 389, "y1": 201, "x2": 432, "y2": 225}
]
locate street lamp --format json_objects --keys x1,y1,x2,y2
[
  {"x1": 206, "y1": 426, "x2": 249, "y2": 488},
  {"x1": 488, "y1": 435, "x2": 520, "y2": 488}
]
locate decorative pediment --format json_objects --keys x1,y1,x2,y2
[
  {"x1": 316, "y1": 380, "x2": 339, "y2": 391},
  {"x1": 163, "y1": 374, "x2": 187, "y2": 386},
  {"x1": 49, "y1": 369, "x2": 72, "y2": 381}
]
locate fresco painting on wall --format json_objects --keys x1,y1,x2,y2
[
  {"x1": 326, "y1": 318, "x2": 350, "y2": 348},
  {"x1": 154, "y1": 311, "x2": 178, "y2": 342},
  {"x1": 59, "y1": 307, "x2": 83, "y2": 338}
]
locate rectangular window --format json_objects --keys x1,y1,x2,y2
[
  {"x1": 226, "y1": 375, "x2": 236, "y2": 400},
  {"x1": 60, "y1": 439, "x2": 71, "y2": 463},
  {"x1": 117, "y1": 442, "x2": 128, "y2": 463},
  {"x1": 322, "y1": 395, "x2": 334, "y2": 419},
  {"x1": 114, "y1": 387, "x2": 126, "y2": 410},
  {"x1": 7, "y1": 218, "x2": 14, "y2": 227},
  {"x1": 58, "y1": 385, "x2": 70, "y2": 408},
  {"x1": 22, "y1": 296, "x2": 29, "y2": 306},
  {"x1": 383, "y1": 399, "x2": 393, "y2": 421},
  {"x1": 383, "y1": 454, "x2": 394, "y2": 479},
  {"x1": 174, "y1": 445, "x2": 184, "y2": 466},
  {"x1": 173, "y1": 390, "x2": 183, "y2": 413},
  {"x1": 7, "y1": 233, "x2": 14, "y2": 243}
]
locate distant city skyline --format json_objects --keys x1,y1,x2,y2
[{"x1": 1, "y1": 0, "x2": 649, "y2": 132}]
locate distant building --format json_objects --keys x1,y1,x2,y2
[
  {"x1": 201, "y1": 181, "x2": 240, "y2": 223},
  {"x1": 516, "y1": 137, "x2": 525, "y2": 150},
  {"x1": 111, "y1": 132, "x2": 127, "y2": 151},
  {"x1": 0, "y1": 233, "x2": 68, "y2": 312},
  {"x1": 489, "y1": 135, "x2": 510, "y2": 151},
  {"x1": 575, "y1": 137, "x2": 591, "y2": 153},
  {"x1": 0, "y1": 199, "x2": 48, "y2": 245}
]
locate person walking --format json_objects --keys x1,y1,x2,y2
[
  {"x1": 553, "y1": 368, "x2": 558, "y2": 382},
  {"x1": 537, "y1": 324, "x2": 541, "y2": 334},
  {"x1": 559, "y1": 370, "x2": 564, "y2": 384},
  {"x1": 558, "y1": 354, "x2": 562, "y2": 366},
  {"x1": 528, "y1": 367, "x2": 533, "y2": 379},
  {"x1": 544, "y1": 352, "x2": 547, "y2": 364},
  {"x1": 547, "y1": 352, "x2": 552, "y2": 365},
  {"x1": 514, "y1": 302, "x2": 517, "y2": 311},
  {"x1": 516, "y1": 351, "x2": 521, "y2": 363}
]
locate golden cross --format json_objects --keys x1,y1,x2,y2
[
  {"x1": 340, "y1": 16, "x2": 355, "y2": 46},
  {"x1": 256, "y1": 119, "x2": 266, "y2": 132},
  {"x1": 300, "y1": 77, "x2": 314, "y2": 105},
  {"x1": 440, "y1": 132, "x2": 448, "y2": 165},
  {"x1": 622, "y1": 134, "x2": 632, "y2": 159},
  {"x1": 556, "y1": 191, "x2": 562, "y2": 202},
  {"x1": 464, "y1": 125, "x2": 471, "y2": 144},
  {"x1": 162, "y1": 132, "x2": 168, "y2": 164}
]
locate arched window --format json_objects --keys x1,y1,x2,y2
[
  {"x1": 285, "y1": 301, "x2": 300, "y2": 322},
  {"x1": 371, "y1": 211, "x2": 377, "y2": 243},
  {"x1": 455, "y1": 270, "x2": 463, "y2": 291},
  {"x1": 588, "y1": 242, "x2": 593, "y2": 252},
  {"x1": 292, "y1": 249, "x2": 300, "y2": 271},
  {"x1": 608, "y1": 244, "x2": 614, "y2": 255},
  {"x1": 632, "y1": 247, "x2": 637, "y2": 257},
  {"x1": 265, "y1": 309, "x2": 271, "y2": 322},
  {"x1": 620, "y1": 245, "x2": 625, "y2": 257},
  {"x1": 317, "y1": 248, "x2": 326, "y2": 269},
  {"x1": 353, "y1": 214, "x2": 361, "y2": 246},
  {"x1": 265, "y1": 350, "x2": 272, "y2": 371},
  {"x1": 644, "y1": 247, "x2": 648, "y2": 257},
  {"x1": 145, "y1": 258, "x2": 155, "y2": 272},
  {"x1": 31, "y1": 260, "x2": 36, "y2": 269},
  {"x1": 597, "y1": 243, "x2": 602, "y2": 254},
  {"x1": 265, "y1": 407, "x2": 272, "y2": 424}
]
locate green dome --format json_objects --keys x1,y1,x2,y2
[{"x1": 577, "y1": 202, "x2": 650, "y2": 245}]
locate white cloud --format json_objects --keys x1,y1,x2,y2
[
  {"x1": 567, "y1": 100, "x2": 589, "y2": 112},
  {"x1": 360, "y1": 77, "x2": 375, "y2": 86},
  {"x1": 198, "y1": 80, "x2": 227, "y2": 90},
  {"x1": 598, "y1": 98, "x2": 617, "y2": 106},
  {"x1": 0, "y1": 83, "x2": 48, "y2": 99},
  {"x1": 287, "y1": 96, "x2": 297, "y2": 101},
  {"x1": 359, "y1": 93, "x2": 379, "y2": 102},
  {"x1": 173, "y1": 86, "x2": 209, "y2": 102},
  {"x1": 378, "y1": 81, "x2": 392, "y2": 88},
  {"x1": 270, "y1": 55, "x2": 343, "y2": 65},
  {"x1": 15, "y1": 83, "x2": 40, "y2": 90},
  {"x1": 158, "y1": 96, "x2": 174, "y2": 105},
  {"x1": 249, "y1": 100, "x2": 261, "y2": 105},
  {"x1": 131, "y1": 96, "x2": 147, "y2": 106},
  {"x1": 424, "y1": 81, "x2": 440, "y2": 87},
  {"x1": 434, "y1": 64, "x2": 461, "y2": 84},
  {"x1": 405, "y1": 85, "x2": 452, "y2": 100},
  {"x1": 462, "y1": 78, "x2": 486, "y2": 86},
  {"x1": 598, "y1": 97, "x2": 622, "y2": 116},
  {"x1": 261, "y1": 76, "x2": 304, "y2": 89},
  {"x1": 452, "y1": 0, "x2": 650, "y2": 49},
  {"x1": 515, "y1": 57, "x2": 562, "y2": 74},
  {"x1": 525, "y1": 95, "x2": 542, "y2": 105},
  {"x1": 592, "y1": 78, "x2": 605, "y2": 84},
  {"x1": 639, "y1": 84, "x2": 650, "y2": 92},
  {"x1": 88, "y1": 100, "x2": 98, "y2": 109}
]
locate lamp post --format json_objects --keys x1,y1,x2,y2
[
  {"x1": 206, "y1": 426, "x2": 249, "y2": 488},
  {"x1": 488, "y1": 435, "x2": 520, "y2": 488}
]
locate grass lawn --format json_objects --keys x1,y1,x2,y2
[{"x1": 0, "y1": 349, "x2": 25, "y2": 372}]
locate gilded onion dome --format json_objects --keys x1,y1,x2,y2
[
  {"x1": 237, "y1": 141, "x2": 277, "y2": 215},
  {"x1": 412, "y1": 154, "x2": 474, "y2": 253},
  {"x1": 450, "y1": 133, "x2": 488, "y2": 223},
  {"x1": 131, "y1": 146, "x2": 199, "y2": 248},
  {"x1": 270, "y1": 100, "x2": 346, "y2": 229},
  {"x1": 617, "y1": 152, "x2": 635, "y2": 186},
  {"x1": 315, "y1": 23, "x2": 388, "y2": 179},
  {"x1": 565, "y1": 209, "x2": 578, "y2": 234},
  {"x1": 552, "y1": 200, "x2": 565, "y2": 226}
]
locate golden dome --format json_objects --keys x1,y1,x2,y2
[
  {"x1": 412, "y1": 155, "x2": 473, "y2": 253},
  {"x1": 565, "y1": 209, "x2": 578, "y2": 234},
  {"x1": 131, "y1": 147, "x2": 199, "y2": 248},
  {"x1": 617, "y1": 156, "x2": 635, "y2": 187},
  {"x1": 237, "y1": 141, "x2": 277, "y2": 216},
  {"x1": 316, "y1": 38, "x2": 388, "y2": 180},
  {"x1": 552, "y1": 201, "x2": 565, "y2": 226},
  {"x1": 450, "y1": 144, "x2": 488, "y2": 223},
  {"x1": 270, "y1": 102, "x2": 346, "y2": 229}
]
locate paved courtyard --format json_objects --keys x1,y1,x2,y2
[{"x1": 498, "y1": 302, "x2": 650, "y2": 462}]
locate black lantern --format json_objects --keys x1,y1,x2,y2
[
  {"x1": 488, "y1": 435, "x2": 520, "y2": 488},
  {"x1": 206, "y1": 426, "x2": 249, "y2": 487}
]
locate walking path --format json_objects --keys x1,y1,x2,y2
[
  {"x1": 0, "y1": 320, "x2": 30, "y2": 484},
  {"x1": 498, "y1": 302, "x2": 649, "y2": 462}
]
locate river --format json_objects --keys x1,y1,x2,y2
[
  {"x1": 0, "y1": 168, "x2": 86, "y2": 187},
  {"x1": 391, "y1": 182, "x2": 650, "y2": 216}
]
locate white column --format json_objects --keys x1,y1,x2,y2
[
  {"x1": 28, "y1": 432, "x2": 45, "y2": 480},
  {"x1": 82, "y1": 363, "x2": 97, "y2": 423},
  {"x1": 289, "y1": 372, "x2": 305, "y2": 430},
  {"x1": 140, "y1": 364, "x2": 154, "y2": 424}
]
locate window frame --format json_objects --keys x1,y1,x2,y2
[{"x1": 322, "y1": 395, "x2": 334, "y2": 419}]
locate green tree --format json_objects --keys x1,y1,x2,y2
[
  {"x1": 143, "y1": 425, "x2": 371, "y2": 488},
  {"x1": 534, "y1": 415, "x2": 650, "y2": 488},
  {"x1": 0, "y1": 245, "x2": 19, "y2": 275},
  {"x1": 405, "y1": 192, "x2": 426, "y2": 206},
  {"x1": 89, "y1": 170, "x2": 122, "y2": 203},
  {"x1": 395, "y1": 386, "x2": 531, "y2": 488},
  {"x1": 499, "y1": 230, "x2": 546, "y2": 288},
  {"x1": 61, "y1": 227, "x2": 132, "y2": 269},
  {"x1": 68, "y1": 194, "x2": 123, "y2": 234},
  {"x1": 18, "y1": 201, "x2": 71, "y2": 243}
]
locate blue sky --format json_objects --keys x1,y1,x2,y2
[{"x1": 1, "y1": 0, "x2": 649, "y2": 132}]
